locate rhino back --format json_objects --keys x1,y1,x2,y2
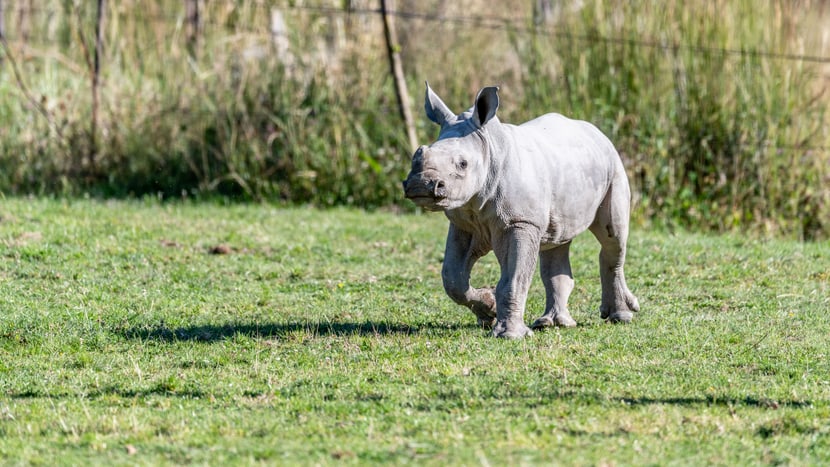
[{"x1": 498, "y1": 114, "x2": 619, "y2": 244}]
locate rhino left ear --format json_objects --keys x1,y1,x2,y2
[
  {"x1": 472, "y1": 86, "x2": 499, "y2": 129},
  {"x1": 425, "y1": 82, "x2": 455, "y2": 126}
]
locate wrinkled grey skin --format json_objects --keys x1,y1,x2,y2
[{"x1": 402, "y1": 84, "x2": 639, "y2": 338}]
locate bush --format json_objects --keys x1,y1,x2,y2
[
  {"x1": 0, "y1": 0, "x2": 827, "y2": 238},
  {"x1": 512, "y1": 0, "x2": 829, "y2": 238}
]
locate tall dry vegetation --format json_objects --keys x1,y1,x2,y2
[{"x1": 0, "y1": 0, "x2": 828, "y2": 238}]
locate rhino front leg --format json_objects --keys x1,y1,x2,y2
[
  {"x1": 532, "y1": 242, "x2": 577, "y2": 330},
  {"x1": 491, "y1": 224, "x2": 539, "y2": 339},
  {"x1": 442, "y1": 224, "x2": 496, "y2": 328}
]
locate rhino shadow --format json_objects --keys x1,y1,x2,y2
[{"x1": 117, "y1": 320, "x2": 472, "y2": 342}]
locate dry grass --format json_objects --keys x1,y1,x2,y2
[{"x1": 0, "y1": 0, "x2": 828, "y2": 237}]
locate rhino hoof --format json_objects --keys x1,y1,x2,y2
[
  {"x1": 531, "y1": 316, "x2": 554, "y2": 330},
  {"x1": 492, "y1": 323, "x2": 533, "y2": 339},
  {"x1": 532, "y1": 314, "x2": 577, "y2": 330},
  {"x1": 606, "y1": 310, "x2": 633, "y2": 323},
  {"x1": 477, "y1": 317, "x2": 496, "y2": 329}
]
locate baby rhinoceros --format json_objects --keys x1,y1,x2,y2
[{"x1": 402, "y1": 84, "x2": 639, "y2": 338}]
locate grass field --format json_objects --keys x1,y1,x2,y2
[{"x1": 1, "y1": 198, "x2": 829, "y2": 465}]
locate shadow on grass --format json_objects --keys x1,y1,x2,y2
[
  {"x1": 9, "y1": 386, "x2": 817, "y2": 411},
  {"x1": 454, "y1": 390, "x2": 817, "y2": 411},
  {"x1": 529, "y1": 391, "x2": 816, "y2": 410},
  {"x1": 117, "y1": 320, "x2": 473, "y2": 342},
  {"x1": 10, "y1": 385, "x2": 208, "y2": 400},
  {"x1": 615, "y1": 395, "x2": 814, "y2": 409}
]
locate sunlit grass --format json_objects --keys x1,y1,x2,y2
[{"x1": 1, "y1": 198, "x2": 828, "y2": 464}]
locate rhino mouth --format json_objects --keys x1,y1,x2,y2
[{"x1": 407, "y1": 195, "x2": 446, "y2": 211}]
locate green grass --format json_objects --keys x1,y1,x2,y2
[{"x1": 1, "y1": 198, "x2": 829, "y2": 465}]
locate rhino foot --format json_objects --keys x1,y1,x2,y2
[
  {"x1": 531, "y1": 313, "x2": 577, "y2": 330},
  {"x1": 602, "y1": 309, "x2": 634, "y2": 323},
  {"x1": 600, "y1": 289, "x2": 639, "y2": 323},
  {"x1": 492, "y1": 322, "x2": 533, "y2": 339},
  {"x1": 469, "y1": 287, "x2": 497, "y2": 328},
  {"x1": 477, "y1": 317, "x2": 496, "y2": 329}
]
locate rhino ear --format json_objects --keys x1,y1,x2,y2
[
  {"x1": 472, "y1": 86, "x2": 500, "y2": 129},
  {"x1": 424, "y1": 82, "x2": 455, "y2": 126}
]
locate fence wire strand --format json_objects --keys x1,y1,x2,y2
[
  {"x1": 1, "y1": 2, "x2": 829, "y2": 154},
  {"x1": 4, "y1": 3, "x2": 830, "y2": 64}
]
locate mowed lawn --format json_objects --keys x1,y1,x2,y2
[{"x1": 1, "y1": 198, "x2": 829, "y2": 465}]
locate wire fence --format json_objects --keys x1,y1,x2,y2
[
  {"x1": 304, "y1": 5, "x2": 830, "y2": 65},
  {"x1": 3, "y1": 2, "x2": 830, "y2": 63}
]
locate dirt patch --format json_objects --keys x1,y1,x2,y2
[
  {"x1": 10, "y1": 231, "x2": 42, "y2": 247},
  {"x1": 208, "y1": 244, "x2": 233, "y2": 255}
]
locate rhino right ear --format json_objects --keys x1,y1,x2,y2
[
  {"x1": 424, "y1": 82, "x2": 455, "y2": 126},
  {"x1": 472, "y1": 86, "x2": 499, "y2": 129}
]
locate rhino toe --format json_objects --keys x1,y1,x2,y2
[{"x1": 626, "y1": 293, "x2": 640, "y2": 312}]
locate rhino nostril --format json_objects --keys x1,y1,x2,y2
[{"x1": 433, "y1": 180, "x2": 447, "y2": 198}]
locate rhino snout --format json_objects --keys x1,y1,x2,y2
[
  {"x1": 403, "y1": 176, "x2": 447, "y2": 202},
  {"x1": 433, "y1": 180, "x2": 447, "y2": 199}
]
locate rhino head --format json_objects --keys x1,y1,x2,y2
[{"x1": 402, "y1": 83, "x2": 500, "y2": 211}]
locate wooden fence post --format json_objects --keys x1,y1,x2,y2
[
  {"x1": 380, "y1": 0, "x2": 418, "y2": 153},
  {"x1": 90, "y1": 0, "x2": 105, "y2": 169},
  {"x1": 0, "y1": 0, "x2": 5, "y2": 68},
  {"x1": 17, "y1": 0, "x2": 30, "y2": 42},
  {"x1": 0, "y1": 0, "x2": 5, "y2": 39},
  {"x1": 534, "y1": 0, "x2": 554, "y2": 25},
  {"x1": 270, "y1": 9, "x2": 289, "y2": 58},
  {"x1": 186, "y1": 0, "x2": 200, "y2": 57}
]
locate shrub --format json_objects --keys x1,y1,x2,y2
[{"x1": 0, "y1": 0, "x2": 827, "y2": 238}]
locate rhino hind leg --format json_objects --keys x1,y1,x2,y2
[
  {"x1": 532, "y1": 242, "x2": 577, "y2": 330},
  {"x1": 590, "y1": 172, "x2": 640, "y2": 323}
]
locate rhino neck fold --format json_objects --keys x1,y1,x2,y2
[{"x1": 474, "y1": 122, "x2": 514, "y2": 211}]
